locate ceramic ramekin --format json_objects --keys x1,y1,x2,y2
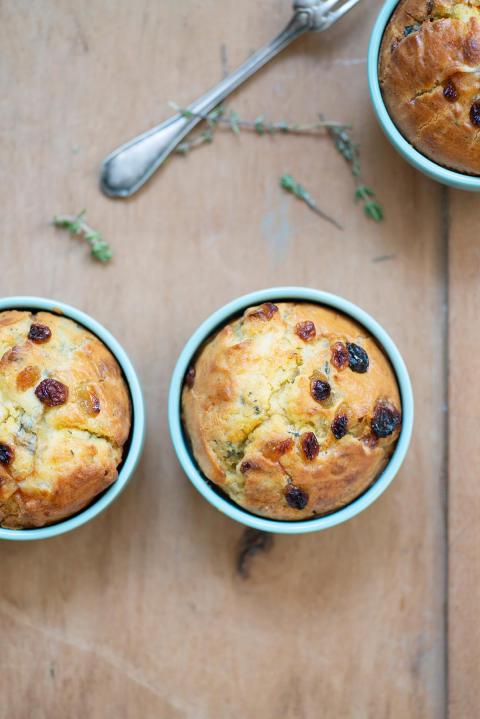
[
  {"x1": 368, "y1": 0, "x2": 480, "y2": 191},
  {"x1": 0, "y1": 296, "x2": 145, "y2": 541},
  {"x1": 168, "y1": 287, "x2": 414, "y2": 534}
]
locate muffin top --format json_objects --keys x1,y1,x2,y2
[
  {"x1": 182, "y1": 302, "x2": 401, "y2": 521},
  {"x1": 0, "y1": 310, "x2": 131, "y2": 529},
  {"x1": 380, "y1": 0, "x2": 480, "y2": 174}
]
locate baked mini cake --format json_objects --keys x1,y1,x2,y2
[
  {"x1": 0, "y1": 310, "x2": 131, "y2": 529},
  {"x1": 380, "y1": 0, "x2": 480, "y2": 174},
  {"x1": 182, "y1": 302, "x2": 402, "y2": 521}
]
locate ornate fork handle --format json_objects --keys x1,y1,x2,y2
[{"x1": 100, "y1": 1, "x2": 353, "y2": 197}]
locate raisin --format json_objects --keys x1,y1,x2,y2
[
  {"x1": 331, "y1": 341, "x2": 349, "y2": 370},
  {"x1": 285, "y1": 484, "x2": 309, "y2": 510},
  {"x1": 16, "y1": 365, "x2": 40, "y2": 391},
  {"x1": 295, "y1": 320, "x2": 316, "y2": 342},
  {"x1": 331, "y1": 414, "x2": 348, "y2": 440},
  {"x1": 426, "y1": 0, "x2": 434, "y2": 14},
  {"x1": 443, "y1": 80, "x2": 458, "y2": 102},
  {"x1": 28, "y1": 324, "x2": 52, "y2": 343},
  {"x1": 300, "y1": 432, "x2": 320, "y2": 461},
  {"x1": 347, "y1": 343, "x2": 369, "y2": 373},
  {"x1": 311, "y1": 378, "x2": 331, "y2": 403},
  {"x1": 264, "y1": 438, "x2": 294, "y2": 461},
  {"x1": 470, "y1": 102, "x2": 480, "y2": 126},
  {"x1": 240, "y1": 460, "x2": 258, "y2": 473},
  {"x1": 77, "y1": 386, "x2": 101, "y2": 416},
  {"x1": 185, "y1": 366, "x2": 195, "y2": 388},
  {"x1": 371, "y1": 400, "x2": 401, "y2": 438},
  {"x1": 35, "y1": 379, "x2": 68, "y2": 406},
  {"x1": 246, "y1": 302, "x2": 278, "y2": 321},
  {"x1": 0, "y1": 443, "x2": 14, "y2": 465}
]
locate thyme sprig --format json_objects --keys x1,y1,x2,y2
[
  {"x1": 280, "y1": 174, "x2": 342, "y2": 230},
  {"x1": 326, "y1": 121, "x2": 384, "y2": 222},
  {"x1": 172, "y1": 102, "x2": 383, "y2": 223},
  {"x1": 53, "y1": 210, "x2": 113, "y2": 263}
]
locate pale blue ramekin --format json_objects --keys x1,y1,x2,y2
[
  {"x1": 168, "y1": 287, "x2": 414, "y2": 534},
  {"x1": 0, "y1": 297, "x2": 145, "y2": 541},
  {"x1": 368, "y1": 0, "x2": 480, "y2": 191}
]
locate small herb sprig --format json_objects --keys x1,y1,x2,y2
[
  {"x1": 53, "y1": 210, "x2": 113, "y2": 263},
  {"x1": 280, "y1": 174, "x2": 342, "y2": 229},
  {"x1": 326, "y1": 121, "x2": 384, "y2": 222},
  {"x1": 171, "y1": 102, "x2": 347, "y2": 154},
  {"x1": 172, "y1": 103, "x2": 383, "y2": 223}
]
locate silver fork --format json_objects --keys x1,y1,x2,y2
[{"x1": 100, "y1": 0, "x2": 361, "y2": 198}]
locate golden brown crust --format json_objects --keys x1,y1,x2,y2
[
  {"x1": 379, "y1": 0, "x2": 480, "y2": 174},
  {"x1": 182, "y1": 302, "x2": 401, "y2": 521},
  {"x1": 0, "y1": 311, "x2": 131, "y2": 529}
]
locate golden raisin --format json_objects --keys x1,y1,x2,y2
[
  {"x1": 295, "y1": 321, "x2": 316, "y2": 342},
  {"x1": 264, "y1": 438, "x2": 294, "y2": 461},
  {"x1": 331, "y1": 342, "x2": 349, "y2": 370},
  {"x1": 246, "y1": 303, "x2": 278, "y2": 321},
  {"x1": 76, "y1": 386, "x2": 101, "y2": 416},
  {"x1": 16, "y1": 365, "x2": 41, "y2": 391}
]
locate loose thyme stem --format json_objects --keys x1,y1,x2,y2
[
  {"x1": 53, "y1": 210, "x2": 113, "y2": 263},
  {"x1": 280, "y1": 174, "x2": 342, "y2": 230},
  {"x1": 323, "y1": 117, "x2": 384, "y2": 222},
  {"x1": 170, "y1": 102, "x2": 347, "y2": 136}
]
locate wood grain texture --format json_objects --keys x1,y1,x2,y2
[
  {"x1": 0, "y1": 1, "x2": 448, "y2": 717},
  {"x1": 448, "y1": 191, "x2": 480, "y2": 717}
]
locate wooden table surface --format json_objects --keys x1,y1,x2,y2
[{"x1": 1, "y1": 1, "x2": 477, "y2": 717}]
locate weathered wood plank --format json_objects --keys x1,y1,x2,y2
[{"x1": 0, "y1": 1, "x2": 447, "y2": 716}]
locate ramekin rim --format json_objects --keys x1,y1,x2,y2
[
  {"x1": 168, "y1": 286, "x2": 414, "y2": 535},
  {"x1": 0, "y1": 296, "x2": 145, "y2": 541}
]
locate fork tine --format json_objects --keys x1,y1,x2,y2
[
  {"x1": 317, "y1": 0, "x2": 347, "y2": 14},
  {"x1": 320, "y1": 0, "x2": 362, "y2": 29}
]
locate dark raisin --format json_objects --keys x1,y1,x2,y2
[
  {"x1": 331, "y1": 341, "x2": 349, "y2": 370},
  {"x1": 300, "y1": 432, "x2": 320, "y2": 461},
  {"x1": 470, "y1": 102, "x2": 480, "y2": 126},
  {"x1": 0, "y1": 443, "x2": 14, "y2": 465},
  {"x1": 426, "y1": 0, "x2": 434, "y2": 14},
  {"x1": 371, "y1": 400, "x2": 401, "y2": 438},
  {"x1": 264, "y1": 438, "x2": 294, "y2": 461},
  {"x1": 347, "y1": 343, "x2": 369, "y2": 373},
  {"x1": 311, "y1": 379, "x2": 331, "y2": 403},
  {"x1": 285, "y1": 484, "x2": 309, "y2": 510},
  {"x1": 443, "y1": 80, "x2": 458, "y2": 102},
  {"x1": 28, "y1": 324, "x2": 52, "y2": 343},
  {"x1": 185, "y1": 366, "x2": 195, "y2": 388},
  {"x1": 240, "y1": 460, "x2": 258, "y2": 473},
  {"x1": 295, "y1": 320, "x2": 316, "y2": 342},
  {"x1": 246, "y1": 302, "x2": 278, "y2": 321},
  {"x1": 403, "y1": 23, "x2": 420, "y2": 36},
  {"x1": 35, "y1": 379, "x2": 68, "y2": 407},
  {"x1": 331, "y1": 414, "x2": 349, "y2": 440}
]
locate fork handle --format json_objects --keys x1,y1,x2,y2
[{"x1": 100, "y1": 11, "x2": 311, "y2": 198}]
